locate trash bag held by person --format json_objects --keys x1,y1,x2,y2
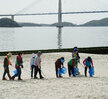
[
  {"x1": 30, "y1": 53, "x2": 36, "y2": 79},
  {"x1": 68, "y1": 54, "x2": 78, "y2": 77},
  {"x1": 2, "y1": 53, "x2": 12, "y2": 80},
  {"x1": 89, "y1": 66, "x2": 95, "y2": 77},
  {"x1": 83, "y1": 56, "x2": 94, "y2": 77},
  {"x1": 34, "y1": 51, "x2": 44, "y2": 79},
  {"x1": 55, "y1": 57, "x2": 65, "y2": 78},
  {"x1": 12, "y1": 52, "x2": 23, "y2": 80}
]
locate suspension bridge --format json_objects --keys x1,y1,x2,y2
[{"x1": 0, "y1": 0, "x2": 108, "y2": 27}]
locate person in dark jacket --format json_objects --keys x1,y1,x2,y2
[
  {"x1": 12, "y1": 52, "x2": 23, "y2": 80},
  {"x1": 2, "y1": 53, "x2": 12, "y2": 80},
  {"x1": 55, "y1": 57, "x2": 65, "y2": 78}
]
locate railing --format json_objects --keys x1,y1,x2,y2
[{"x1": 0, "y1": 46, "x2": 108, "y2": 56}]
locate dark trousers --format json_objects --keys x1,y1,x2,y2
[
  {"x1": 3, "y1": 67, "x2": 11, "y2": 79},
  {"x1": 34, "y1": 66, "x2": 42, "y2": 78},
  {"x1": 85, "y1": 66, "x2": 91, "y2": 76},
  {"x1": 55, "y1": 64, "x2": 61, "y2": 78},
  {"x1": 12, "y1": 67, "x2": 21, "y2": 79},
  {"x1": 31, "y1": 65, "x2": 35, "y2": 78},
  {"x1": 68, "y1": 64, "x2": 74, "y2": 77}
]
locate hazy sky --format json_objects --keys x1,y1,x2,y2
[{"x1": 0, "y1": 0, "x2": 108, "y2": 24}]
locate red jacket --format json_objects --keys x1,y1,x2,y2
[
  {"x1": 55, "y1": 59, "x2": 63, "y2": 68},
  {"x1": 15, "y1": 55, "x2": 23, "y2": 68}
]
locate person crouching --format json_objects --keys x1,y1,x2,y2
[
  {"x1": 2, "y1": 53, "x2": 12, "y2": 80},
  {"x1": 68, "y1": 55, "x2": 78, "y2": 77},
  {"x1": 12, "y1": 52, "x2": 23, "y2": 80},
  {"x1": 83, "y1": 56, "x2": 94, "y2": 77},
  {"x1": 55, "y1": 57, "x2": 65, "y2": 78}
]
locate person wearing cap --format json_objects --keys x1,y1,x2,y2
[
  {"x1": 30, "y1": 53, "x2": 36, "y2": 79},
  {"x1": 68, "y1": 54, "x2": 78, "y2": 77},
  {"x1": 34, "y1": 51, "x2": 44, "y2": 79},
  {"x1": 83, "y1": 56, "x2": 94, "y2": 77},
  {"x1": 72, "y1": 47, "x2": 80, "y2": 62},
  {"x1": 12, "y1": 52, "x2": 23, "y2": 80},
  {"x1": 2, "y1": 53, "x2": 12, "y2": 80},
  {"x1": 72, "y1": 47, "x2": 80, "y2": 74},
  {"x1": 55, "y1": 57, "x2": 65, "y2": 78}
]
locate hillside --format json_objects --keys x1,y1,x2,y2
[
  {"x1": 51, "y1": 22, "x2": 76, "y2": 27},
  {"x1": 80, "y1": 18, "x2": 108, "y2": 26},
  {"x1": 0, "y1": 18, "x2": 21, "y2": 27}
]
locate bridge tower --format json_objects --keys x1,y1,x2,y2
[
  {"x1": 57, "y1": 0, "x2": 63, "y2": 49},
  {"x1": 11, "y1": 15, "x2": 14, "y2": 21},
  {"x1": 58, "y1": 0, "x2": 63, "y2": 27}
]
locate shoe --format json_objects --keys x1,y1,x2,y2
[
  {"x1": 69, "y1": 75, "x2": 71, "y2": 77},
  {"x1": 11, "y1": 76, "x2": 15, "y2": 80},
  {"x1": 18, "y1": 78, "x2": 23, "y2": 80},
  {"x1": 40, "y1": 77, "x2": 44, "y2": 79},
  {"x1": 34, "y1": 77, "x2": 38, "y2": 79},
  {"x1": 31, "y1": 77, "x2": 33, "y2": 79},
  {"x1": 59, "y1": 76, "x2": 63, "y2": 78},
  {"x1": 2, "y1": 78, "x2": 7, "y2": 80},
  {"x1": 9, "y1": 78, "x2": 12, "y2": 80}
]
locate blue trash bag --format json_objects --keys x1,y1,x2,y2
[
  {"x1": 73, "y1": 67, "x2": 77, "y2": 77},
  {"x1": 58, "y1": 67, "x2": 67, "y2": 76},
  {"x1": 13, "y1": 69, "x2": 18, "y2": 75},
  {"x1": 60, "y1": 67, "x2": 67, "y2": 74},
  {"x1": 89, "y1": 67, "x2": 95, "y2": 77},
  {"x1": 76, "y1": 67, "x2": 79, "y2": 74}
]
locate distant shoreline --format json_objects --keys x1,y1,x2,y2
[
  {"x1": 1, "y1": 17, "x2": 108, "y2": 27},
  {"x1": 0, "y1": 46, "x2": 108, "y2": 56}
]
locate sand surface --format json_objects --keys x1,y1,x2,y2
[{"x1": 0, "y1": 52, "x2": 108, "y2": 99}]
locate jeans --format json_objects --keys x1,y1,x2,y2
[{"x1": 12, "y1": 67, "x2": 21, "y2": 79}]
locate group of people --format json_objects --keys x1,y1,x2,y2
[
  {"x1": 2, "y1": 51, "x2": 44, "y2": 80},
  {"x1": 55, "y1": 47, "x2": 94, "y2": 78},
  {"x1": 2, "y1": 47, "x2": 94, "y2": 81},
  {"x1": 2, "y1": 52, "x2": 24, "y2": 80}
]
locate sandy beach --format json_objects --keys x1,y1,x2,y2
[{"x1": 0, "y1": 52, "x2": 108, "y2": 99}]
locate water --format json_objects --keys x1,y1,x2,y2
[{"x1": 0, "y1": 27, "x2": 108, "y2": 52}]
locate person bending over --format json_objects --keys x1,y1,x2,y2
[
  {"x1": 83, "y1": 56, "x2": 93, "y2": 77},
  {"x1": 68, "y1": 55, "x2": 78, "y2": 77},
  {"x1": 55, "y1": 57, "x2": 65, "y2": 78}
]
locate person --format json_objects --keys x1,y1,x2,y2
[
  {"x1": 72, "y1": 47, "x2": 80, "y2": 59},
  {"x1": 72, "y1": 47, "x2": 80, "y2": 74},
  {"x1": 34, "y1": 51, "x2": 44, "y2": 79},
  {"x1": 30, "y1": 53, "x2": 36, "y2": 79},
  {"x1": 55, "y1": 57, "x2": 65, "y2": 78},
  {"x1": 12, "y1": 52, "x2": 23, "y2": 80},
  {"x1": 83, "y1": 56, "x2": 93, "y2": 77},
  {"x1": 68, "y1": 54, "x2": 78, "y2": 77},
  {"x1": 2, "y1": 53, "x2": 12, "y2": 80}
]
